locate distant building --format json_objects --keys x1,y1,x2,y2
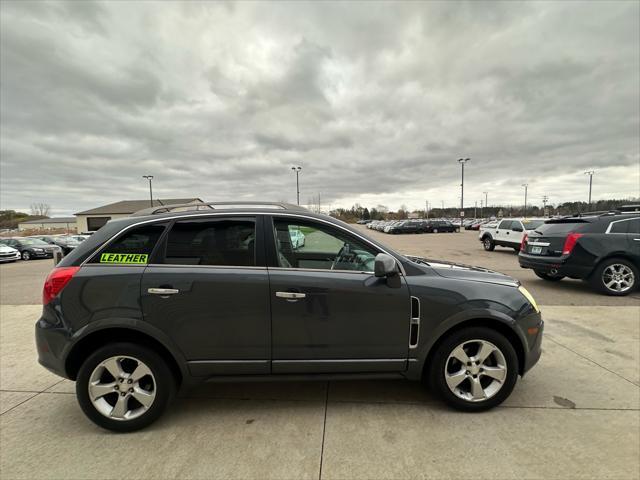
[
  {"x1": 18, "y1": 217, "x2": 77, "y2": 232},
  {"x1": 75, "y1": 198, "x2": 202, "y2": 232}
]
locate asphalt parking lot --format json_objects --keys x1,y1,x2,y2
[{"x1": 1, "y1": 230, "x2": 639, "y2": 479}]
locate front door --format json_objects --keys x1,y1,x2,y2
[
  {"x1": 141, "y1": 216, "x2": 271, "y2": 376},
  {"x1": 266, "y1": 216, "x2": 411, "y2": 374}
]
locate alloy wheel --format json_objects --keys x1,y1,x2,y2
[
  {"x1": 88, "y1": 355, "x2": 156, "y2": 421},
  {"x1": 444, "y1": 339, "x2": 507, "y2": 402},
  {"x1": 602, "y1": 263, "x2": 635, "y2": 293}
]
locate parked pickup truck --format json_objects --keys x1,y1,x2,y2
[{"x1": 479, "y1": 218, "x2": 546, "y2": 252}]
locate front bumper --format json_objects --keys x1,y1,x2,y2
[
  {"x1": 518, "y1": 253, "x2": 592, "y2": 279},
  {"x1": 523, "y1": 318, "x2": 543, "y2": 375},
  {"x1": 0, "y1": 253, "x2": 21, "y2": 262}
]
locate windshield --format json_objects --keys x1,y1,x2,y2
[
  {"x1": 20, "y1": 239, "x2": 50, "y2": 246},
  {"x1": 522, "y1": 220, "x2": 545, "y2": 230}
]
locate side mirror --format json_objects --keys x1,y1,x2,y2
[{"x1": 374, "y1": 253, "x2": 399, "y2": 277}]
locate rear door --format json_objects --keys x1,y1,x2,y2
[
  {"x1": 495, "y1": 220, "x2": 512, "y2": 244},
  {"x1": 266, "y1": 216, "x2": 411, "y2": 374},
  {"x1": 141, "y1": 215, "x2": 271, "y2": 376}
]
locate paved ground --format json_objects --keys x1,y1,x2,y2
[{"x1": 1, "y1": 229, "x2": 639, "y2": 479}]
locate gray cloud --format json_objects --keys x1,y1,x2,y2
[{"x1": 1, "y1": 0, "x2": 638, "y2": 216}]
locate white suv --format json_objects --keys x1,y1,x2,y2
[{"x1": 479, "y1": 218, "x2": 546, "y2": 252}]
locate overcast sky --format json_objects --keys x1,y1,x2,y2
[{"x1": 1, "y1": 1, "x2": 639, "y2": 216}]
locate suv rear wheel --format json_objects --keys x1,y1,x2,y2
[
  {"x1": 428, "y1": 327, "x2": 518, "y2": 411},
  {"x1": 482, "y1": 236, "x2": 495, "y2": 251},
  {"x1": 76, "y1": 342, "x2": 176, "y2": 432},
  {"x1": 591, "y1": 257, "x2": 638, "y2": 296}
]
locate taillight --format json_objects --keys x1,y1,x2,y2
[
  {"x1": 42, "y1": 267, "x2": 80, "y2": 305},
  {"x1": 520, "y1": 233, "x2": 528, "y2": 252},
  {"x1": 562, "y1": 233, "x2": 583, "y2": 255}
]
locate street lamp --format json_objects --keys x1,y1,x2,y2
[
  {"x1": 142, "y1": 175, "x2": 154, "y2": 207},
  {"x1": 483, "y1": 191, "x2": 488, "y2": 212},
  {"x1": 458, "y1": 158, "x2": 470, "y2": 229},
  {"x1": 521, "y1": 183, "x2": 529, "y2": 217},
  {"x1": 584, "y1": 171, "x2": 595, "y2": 206},
  {"x1": 291, "y1": 166, "x2": 302, "y2": 205}
]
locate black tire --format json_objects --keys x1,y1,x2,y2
[
  {"x1": 534, "y1": 270, "x2": 565, "y2": 281},
  {"x1": 76, "y1": 342, "x2": 176, "y2": 432},
  {"x1": 482, "y1": 236, "x2": 495, "y2": 251},
  {"x1": 21, "y1": 250, "x2": 31, "y2": 260},
  {"x1": 428, "y1": 327, "x2": 519, "y2": 412},
  {"x1": 590, "y1": 257, "x2": 638, "y2": 296}
]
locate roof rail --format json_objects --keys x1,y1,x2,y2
[
  {"x1": 132, "y1": 201, "x2": 307, "y2": 216},
  {"x1": 564, "y1": 209, "x2": 629, "y2": 218}
]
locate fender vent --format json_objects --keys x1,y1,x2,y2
[{"x1": 409, "y1": 296, "x2": 420, "y2": 348}]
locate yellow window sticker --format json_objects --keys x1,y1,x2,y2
[{"x1": 99, "y1": 253, "x2": 148, "y2": 264}]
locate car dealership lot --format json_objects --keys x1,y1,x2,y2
[{"x1": 1, "y1": 230, "x2": 638, "y2": 479}]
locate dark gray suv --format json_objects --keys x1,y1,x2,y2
[{"x1": 36, "y1": 202, "x2": 543, "y2": 432}]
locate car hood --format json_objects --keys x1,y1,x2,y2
[
  {"x1": 0, "y1": 245, "x2": 18, "y2": 253},
  {"x1": 405, "y1": 256, "x2": 519, "y2": 287}
]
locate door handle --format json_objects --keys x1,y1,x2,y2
[
  {"x1": 148, "y1": 287, "x2": 179, "y2": 296},
  {"x1": 275, "y1": 291, "x2": 306, "y2": 300}
]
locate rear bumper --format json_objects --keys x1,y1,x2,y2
[
  {"x1": 35, "y1": 318, "x2": 70, "y2": 379},
  {"x1": 518, "y1": 253, "x2": 592, "y2": 279}
]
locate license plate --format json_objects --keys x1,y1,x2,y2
[{"x1": 531, "y1": 246, "x2": 542, "y2": 254}]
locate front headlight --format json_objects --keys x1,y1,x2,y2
[
  {"x1": 518, "y1": 286, "x2": 540, "y2": 313},
  {"x1": 33, "y1": 248, "x2": 44, "y2": 252}
]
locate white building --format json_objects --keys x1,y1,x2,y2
[
  {"x1": 75, "y1": 198, "x2": 202, "y2": 232},
  {"x1": 18, "y1": 217, "x2": 77, "y2": 232}
]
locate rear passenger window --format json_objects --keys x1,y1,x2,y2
[
  {"x1": 92, "y1": 224, "x2": 166, "y2": 264},
  {"x1": 498, "y1": 220, "x2": 512, "y2": 229},
  {"x1": 610, "y1": 218, "x2": 640, "y2": 234},
  {"x1": 163, "y1": 219, "x2": 255, "y2": 266}
]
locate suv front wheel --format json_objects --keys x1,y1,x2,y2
[
  {"x1": 429, "y1": 327, "x2": 518, "y2": 411},
  {"x1": 591, "y1": 257, "x2": 638, "y2": 296},
  {"x1": 76, "y1": 342, "x2": 176, "y2": 432}
]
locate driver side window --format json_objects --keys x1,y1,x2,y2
[{"x1": 272, "y1": 219, "x2": 378, "y2": 272}]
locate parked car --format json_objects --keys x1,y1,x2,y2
[
  {"x1": 519, "y1": 211, "x2": 639, "y2": 296},
  {"x1": 69, "y1": 235, "x2": 91, "y2": 242},
  {"x1": 356, "y1": 219, "x2": 372, "y2": 225},
  {"x1": 425, "y1": 220, "x2": 458, "y2": 233},
  {"x1": 30, "y1": 235, "x2": 81, "y2": 255},
  {"x1": 36, "y1": 201, "x2": 543, "y2": 431},
  {"x1": 386, "y1": 220, "x2": 423, "y2": 234},
  {"x1": 0, "y1": 244, "x2": 21, "y2": 263},
  {"x1": 0, "y1": 237, "x2": 60, "y2": 260},
  {"x1": 479, "y1": 218, "x2": 546, "y2": 252},
  {"x1": 288, "y1": 227, "x2": 306, "y2": 249}
]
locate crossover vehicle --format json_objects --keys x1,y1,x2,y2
[
  {"x1": 519, "y1": 211, "x2": 639, "y2": 295},
  {"x1": 480, "y1": 218, "x2": 545, "y2": 252},
  {"x1": 0, "y1": 237, "x2": 60, "y2": 260},
  {"x1": 36, "y1": 202, "x2": 543, "y2": 432},
  {"x1": 0, "y1": 244, "x2": 21, "y2": 263}
]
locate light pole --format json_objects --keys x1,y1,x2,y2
[
  {"x1": 474, "y1": 201, "x2": 477, "y2": 219},
  {"x1": 522, "y1": 183, "x2": 529, "y2": 217},
  {"x1": 483, "y1": 191, "x2": 488, "y2": 214},
  {"x1": 542, "y1": 195, "x2": 549, "y2": 217},
  {"x1": 584, "y1": 171, "x2": 595, "y2": 206},
  {"x1": 142, "y1": 175, "x2": 154, "y2": 207},
  {"x1": 458, "y1": 158, "x2": 470, "y2": 229},
  {"x1": 480, "y1": 199, "x2": 484, "y2": 218},
  {"x1": 291, "y1": 166, "x2": 302, "y2": 205}
]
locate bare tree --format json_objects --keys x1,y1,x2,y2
[{"x1": 30, "y1": 203, "x2": 51, "y2": 217}]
